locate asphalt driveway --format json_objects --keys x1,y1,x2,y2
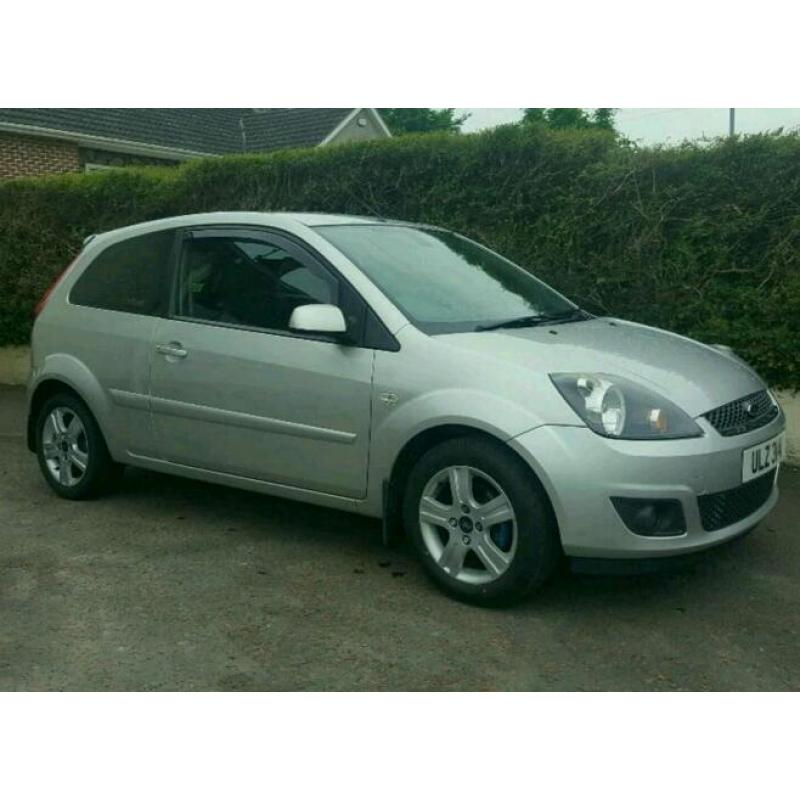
[{"x1": 1, "y1": 385, "x2": 798, "y2": 690}]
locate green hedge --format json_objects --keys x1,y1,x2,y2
[{"x1": 2, "y1": 125, "x2": 799, "y2": 387}]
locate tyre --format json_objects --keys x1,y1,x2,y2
[
  {"x1": 402, "y1": 436, "x2": 560, "y2": 606},
  {"x1": 36, "y1": 392, "x2": 123, "y2": 500}
]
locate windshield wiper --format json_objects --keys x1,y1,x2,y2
[{"x1": 476, "y1": 308, "x2": 590, "y2": 332}]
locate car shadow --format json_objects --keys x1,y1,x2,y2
[
  {"x1": 528, "y1": 531, "x2": 765, "y2": 614},
  {"x1": 116, "y1": 465, "x2": 770, "y2": 614},
  {"x1": 118, "y1": 465, "x2": 389, "y2": 551}
]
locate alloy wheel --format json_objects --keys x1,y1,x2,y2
[
  {"x1": 41, "y1": 406, "x2": 89, "y2": 487},
  {"x1": 418, "y1": 465, "x2": 518, "y2": 585}
]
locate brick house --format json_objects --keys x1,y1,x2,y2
[{"x1": 0, "y1": 108, "x2": 391, "y2": 180}]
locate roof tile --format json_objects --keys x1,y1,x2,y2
[{"x1": 0, "y1": 108, "x2": 359, "y2": 155}]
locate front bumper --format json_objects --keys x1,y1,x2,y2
[{"x1": 511, "y1": 411, "x2": 785, "y2": 559}]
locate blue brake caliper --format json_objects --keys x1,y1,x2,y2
[{"x1": 492, "y1": 521, "x2": 513, "y2": 552}]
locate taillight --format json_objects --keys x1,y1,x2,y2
[{"x1": 33, "y1": 258, "x2": 77, "y2": 317}]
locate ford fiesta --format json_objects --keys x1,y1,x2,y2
[{"x1": 27, "y1": 213, "x2": 785, "y2": 604}]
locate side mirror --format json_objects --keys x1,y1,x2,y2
[{"x1": 289, "y1": 304, "x2": 347, "y2": 335}]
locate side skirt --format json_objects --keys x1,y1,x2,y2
[{"x1": 124, "y1": 452, "x2": 379, "y2": 517}]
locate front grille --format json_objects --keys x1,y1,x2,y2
[
  {"x1": 703, "y1": 390, "x2": 778, "y2": 436},
  {"x1": 697, "y1": 469, "x2": 776, "y2": 532}
]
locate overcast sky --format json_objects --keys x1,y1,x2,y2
[{"x1": 456, "y1": 109, "x2": 800, "y2": 145}]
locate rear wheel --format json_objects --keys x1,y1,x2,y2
[
  {"x1": 36, "y1": 392, "x2": 122, "y2": 500},
  {"x1": 402, "y1": 436, "x2": 560, "y2": 606}
]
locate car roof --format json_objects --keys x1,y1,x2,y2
[{"x1": 89, "y1": 211, "x2": 421, "y2": 245}]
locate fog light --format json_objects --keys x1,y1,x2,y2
[{"x1": 611, "y1": 497, "x2": 686, "y2": 537}]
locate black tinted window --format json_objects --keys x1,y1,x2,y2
[
  {"x1": 71, "y1": 230, "x2": 175, "y2": 315},
  {"x1": 177, "y1": 235, "x2": 339, "y2": 333}
]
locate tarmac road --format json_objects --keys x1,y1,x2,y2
[{"x1": 1, "y1": 385, "x2": 798, "y2": 690}]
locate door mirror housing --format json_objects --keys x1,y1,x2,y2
[{"x1": 289, "y1": 304, "x2": 347, "y2": 335}]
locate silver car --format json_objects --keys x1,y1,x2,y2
[{"x1": 27, "y1": 212, "x2": 786, "y2": 604}]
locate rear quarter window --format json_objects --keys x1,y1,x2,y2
[{"x1": 70, "y1": 230, "x2": 175, "y2": 315}]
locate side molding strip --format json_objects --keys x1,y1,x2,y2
[
  {"x1": 149, "y1": 395, "x2": 357, "y2": 444},
  {"x1": 109, "y1": 388, "x2": 150, "y2": 411}
]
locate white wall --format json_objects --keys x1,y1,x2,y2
[
  {"x1": 775, "y1": 389, "x2": 800, "y2": 464},
  {"x1": 0, "y1": 345, "x2": 28, "y2": 385},
  {"x1": 327, "y1": 110, "x2": 388, "y2": 146}
]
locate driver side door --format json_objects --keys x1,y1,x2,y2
[{"x1": 148, "y1": 226, "x2": 374, "y2": 498}]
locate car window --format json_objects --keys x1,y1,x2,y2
[
  {"x1": 315, "y1": 224, "x2": 576, "y2": 334},
  {"x1": 279, "y1": 266, "x2": 333, "y2": 300},
  {"x1": 177, "y1": 234, "x2": 338, "y2": 333},
  {"x1": 70, "y1": 230, "x2": 175, "y2": 315}
]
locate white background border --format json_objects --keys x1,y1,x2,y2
[{"x1": 3, "y1": 1, "x2": 798, "y2": 797}]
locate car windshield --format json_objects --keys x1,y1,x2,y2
[{"x1": 314, "y1": 224, "x2": 577, "y2": 334}]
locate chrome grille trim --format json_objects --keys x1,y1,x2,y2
[{"x1": 703, "y1": 390, "x2": 778, "y2": 437}]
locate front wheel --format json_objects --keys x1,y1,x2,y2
[{"x1": 402, "y1": 437, "x2": 560, "y2": 606}]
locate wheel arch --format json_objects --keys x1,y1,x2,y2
[
  {"x1": 27, "y1": 358, "x2": 112, "y2": 453},
  {"x1": 27, "y1": 378, "x2": 83, "y2": 451},
  {"x1": 382, "y1": 422, "x2": 558, "y2": 545}
]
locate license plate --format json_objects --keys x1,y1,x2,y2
[{"x1": 742, "y1": 433, "x2": 784, "y2": 483}]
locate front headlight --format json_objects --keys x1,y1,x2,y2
[{"x1": 550, "y1": 373, "x2": 704, "y2": 440}]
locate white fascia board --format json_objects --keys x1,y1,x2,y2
[
  {"x1": 0, "y1": 121, "x2": 214, "y2": 161},
  {"x1": 317, "y1": 108, "x2": 394, "y2": 146},
  {"x1": 369, "y1": 108, "x2": 393, "y2": 138},
  {"x1": 318, "y1": 109, "x2": 361, "y2": 146}
]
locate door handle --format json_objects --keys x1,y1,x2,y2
[{"x1": 156, "y1": 342, "x2": 188, "y2": 359}]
